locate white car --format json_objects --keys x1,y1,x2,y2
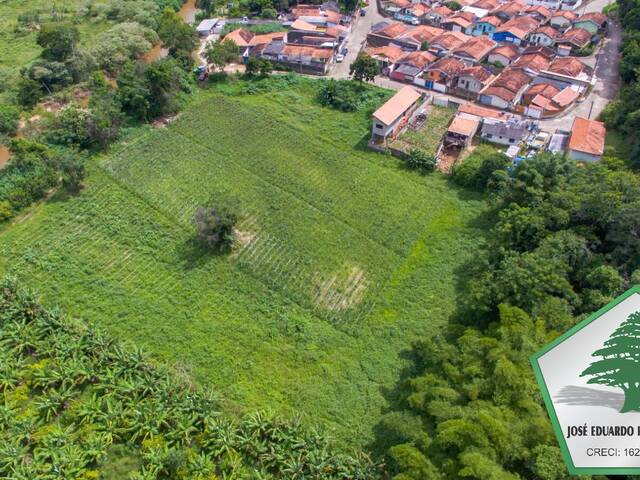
[{"x1": 336, "y1": 53, "x2": 345, "y2": 62}]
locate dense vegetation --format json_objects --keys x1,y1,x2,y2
[
  {"x1": 381, "y1": 152, "x2": 640, "y2": 479},
  {"x1": 602, "y1": 0, "x2": 640, "y2": 164},
  {"x1": 0, "y1": 278, "x2": 379, "y2": 479},
  {"x1": 0, "y1": 77, "x2": 487, "y2": 446}
]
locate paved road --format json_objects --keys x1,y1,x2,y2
[{"x1": 330, "y1": 3, "x2": 386, "y2": 78}]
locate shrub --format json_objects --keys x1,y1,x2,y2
[
  {"x1": 16, "y1": 78, "x2": 44, "y2": 108},
  {"x1": 406, "y1": 148, "x2": 437, "y2": 172},
  {"x1": 0, "y1": 105, "x2": 20, "y2": 136},
  {"x1": 451, "y1": 145, "x2": 511, "y2": 190},
  {"x1": 193, "y1": 206, "x2": 237, "y2": 252}
]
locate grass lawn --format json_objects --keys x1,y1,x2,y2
[
  {"x1": 390, "y1": 105, "x2": 455, "y2": 155},
  {"x1": 0, "y1": 77, "x2": 488, "y2": 447}
]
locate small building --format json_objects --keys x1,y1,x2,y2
[
  {"x1": 471, "y1": 15, "x2": 503, "y2": 36},
  {"x1": 556, "y1": 28, "x2": 592, "y2": 54},
  {"x1": 491, "y1": 1, "x2": 526, "y2": 21},
  {"x1": 528, "y1": 26, "x2": 560, "y2": 46},
  {"x1": 572, "y1": 12, "x2": 607, "y2": 34},
  {"x1": 424, "y1": 57, "x2": 466, "y2": 91},
  {"x1": 546, "y1": 56, "x2": 590, "y2": 77},
  {"x1": 429, "y1": 31, "x2": 471, "y2": 56},
  {"x1": 444, "y1": 115, "x2": 480, "y2": 147},
  {"x1": 492, "y1": 15, "x2": 540, "y2": 45},
  {"x1": 367, "y1": 45, "x2": 405, "y2": 73},
  {"x1": 371, "y1": 86, "x2": 423, "y2": 142},
  {"x1": 390, "y1": 50, "x2": 437, "y2": 83},
  {"x1": 550, "y1": 10, "x2": 577, "y2": 29},
  {"x1": 480, "y1": 118, "x2": 530, "y2": 145},
  {"x1": 525, "y1": 0, "x2": 562, "y2": 9},
  {"x1": 441, "y1": 11, "x2": 475, "y2": 34},
  {"x1": 452, "y1": 35, "x2": 497, "y2": 64},
  {"x1": 424, "y1": 5, "x2": 454, "y2": 26},
  {"x1": 567, "y1": 117, "x2": 605, "y2": 161},
  {"x1": 479, "y1": 67, "x2": 531, "y2": 109},
  {"x1": 487, "y1": 43, "x2": 519, "y2": 66},
  {"x1": 196, "y1": 18, "x2": 219, "y2": 36},
  {"x1": 454, "y1": 65, "x2": 494, "y2": 99},
  {"x1": 524, "y1": 5, "x2": 552, "y2": 22},
  {"x1": 511, "y1": 52, "x2": 552, "y2": 75}
]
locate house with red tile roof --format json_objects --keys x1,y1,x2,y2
[
  {"x1": 550, "y1": 10, "x2": 578, "y2": 30},
  {"x1": 524, "y1": 5, "x2": 552, "y2": 22},
  {"x1": 471, "y1": 0, "x2": 499, "y2": 10},
  {"x1": 528, "y1": 25, "x2": 560, "y2": 47},
  {"x1": 396, "y1": 25, "x2": 444, "y2": 50},
  {"x1": 492, "y1": 15, "x2": 540, "y2": 45},
  {"x1": 471, "y1": 15, "x2": 503, "y2": 36},
  {"x1": 491, "y1": 0, "x2": 526, "y2": 21},
  {"x1": 424, "y1": 57, "x2": 466, "y2": 91},
  {"x1": 454, "y1": 65, "x2": 495, "y2": 99},
  {"x1": 480, "y1": 67, "x2": 531, "y2": 109},
  {"x1": 521, "y1": 82, "x2": 560, "y2": 105},
  {"x1": 367, "y1": 21, "x2": 412, "y2": 47},
  {"x1": 511, "y1": 52, "x2": 552, "y2": 74},
  {"x1": 441, "y1": 11, "x2": 475, "y2": 34},
  {"x1": 487, "y1": 43, "x2": 519, "y2": 66},
  {"x1": 452, "y1": 35, "x2": 497, "y2": 64},
  {"x1": 568, "y1": 117, "x2": 605, "y2": 161},
  {"x1": 546, "y1": 56, "x2": 590, "y2": 77},
  {"x1": 390, "y1": 51, "x2": 437, "y2": 82},
  {"x1": 366, "y1": 45, "x2": 406, "y2": 71},
  {"x1": 424, "y1": 5, "x2": 454, "y2": 26},
  {"x1": 556, "y1": 27, "x2": 592, "y2": 53},
  {"x1": 429, "y1": 30, "x2": 471, "y2": 55},
  {"x1": 371, "y1": 86, "x2": 423, "y2": 142},
  {"x1": 573, "y1": 12, "x2": 608, "y2": 34}
]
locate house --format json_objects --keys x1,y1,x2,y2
[
  {"x1": 521, "y1": 82, "x2": 560, "y2": 105},
  {"x1": 528, "y1": 26, "x2": 560, "y2": 46},
  {"x1": 390, "y1": 50, "x2": 437, "y2": 82},
  {"x1": 457, "y1": 101, "x2": 515, "y2": 122},
  {"x1": 429, "y1": 30, "x2": 471, "y2": 55},
  {"x1": 471, "y1": 15, "x2": 503, "y2": 36},
  {"x1": 277, "y1": 44, "x2": 334, "y2": 74},
  {"x1": 471, "y1": 0, "x2": 499, "y2": 10},
  {"x1": 371, "y1": 86, "x2": 423, "y2": 142},
  {"x1": 454, "y1": 65, "x2": 495, "y2": 98},
  {"x1": 396, "y1": 25, "x2": 444, "y2": 50},
  {"x1": 556, "y1": 27, "x2": 592, "y2": 53},
  {"x1": 487, "y1": 43, "x2": 519, "y2": 66},
  {"x1": 546, "y1": 56, "x2": 590, "y2": 77},
  {"x1": 480, "y1": 117, "x2": 530, "y2": 144},
  {"x1": 196, "y1": 18, "x2": 219, "y2": 36},
  {"x1": 572, "y1": 12, "x2": 607, "y2": 34},
  {"x1": 367, "y1": 45, "x2": 406, "y2": 72},
  {"x1": 567, "y1": 117, "x2": 605, "y2": 161},
  {"x1": 491, "y1": 1, "x2": 526, "y2": 21},
  {"x1": 424, "y1": 5, "x2": 454, "y2": 26},
  {"x1": 524, "y1": 5, "x2": 552, "y2": 22},
  {"x1": 367, "y1": 21, "x2": 412, "y2": 47},
  {"x1": 551, "y1": 85, "x2": 580, "y2": 108},
  {"x1": 511, "y1": 52, "x2": 552, "y2": 75},
  {"x1": 424, "y1": 56, "x2": 466, "y2": 91},
  {"x1": 452, "y1": 36, "x2": 497, "y2": 64},
  {"x1": 492, "y1": 15, "x2": 539, "y2": 45},
  {"x1": 441, "y1": 11, "x2": 475, "y2": 33},
  {"x1": 461, "y1": 5, "x2": 490, "y2": 20},
  {"x1": 444, "y1": 115, "x2": 480, "y2": 147},
  {"x1": 479, "y1": 67, "x2": 531, "y2": 108},
  {"x1": 292, "y1": 3, "x2": 343, "y2": 27},
  {"x1": 550, "y1": 10, "x2": 577, "y2": 29}
]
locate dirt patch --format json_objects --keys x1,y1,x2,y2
[
  {"x1": 315, "y1": 265, "x2": 368, "y2": 311},
  {"x1": 437, "y1": 147, "x2": 461, "y2": 174},
  {"x1": 41, "y1": 100, "x2": 65, "y2": 113},
  {"x1": 0, "y1": 145, "x2": 11, "y2": 169},
  {"x1": 233, "y1": 228, "x2": 256, "y2": 252},
  {"x1": 152, "y1": 113, "x2": 180, "y2": 128}
]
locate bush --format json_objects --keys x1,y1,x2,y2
[
  {"x1": 91, "y1": 22, "x2": 159, "y2": 74},
  {"x1": 451, "y1": 144, "x2": 511, "y2": 190},
  {"x1": 193, "y1": 206, "x2": 237, "y2": 252},
  {"x1": 405, "y1": 148, "x2": 437, "y2": 172},
  {"x1": 16, "y1": 78, "x2": 44, "y2": 108},
  {"x1": 317, "y1": 79, "x2": 389, "y2": 112},
  {"x1": 0, "y1": 105, "x2": 20, "y2": 136}
]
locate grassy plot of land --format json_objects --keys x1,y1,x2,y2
[
  {"x1": 0, "y1": 78, "x2": 488, "y2": 446},
  {"x1": 390, "y1": 105, "x2": 456, "y2": 155}
]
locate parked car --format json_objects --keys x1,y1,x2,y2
[
  {"x1": 336, "y1": 53, "x2": 345, "y2": 62},
  {"x1": 360, "y1": 8, "x2": 366, "y2": 15},
  {"x1": 341, "y1": 47, "x2": 348, "y2": 55}
]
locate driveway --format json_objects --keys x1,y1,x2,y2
[{"x1": 330, "y1": 2, "x2": 386, "y2": 78}]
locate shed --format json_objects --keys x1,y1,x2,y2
[
  {"x1": 197, "y1": 19, "x2": 219, "y2": 36},
  {"x1": 444, "y1": 115, "x2": 480, "y2": 146}
]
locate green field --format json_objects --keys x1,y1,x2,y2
[{"x1": 0, "y1": 78, "x2": 488, "y2": 446}]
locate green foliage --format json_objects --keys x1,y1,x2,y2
[
  {"x1": 405, "y1": 149, "x2": 436, "y2": 172},
  {"x1": 317, "y1": 79, "x2": 390, "y2": 112},
  {"x1": 22, "y1": 59, "x2": 73, "y2": 92},
  {"x1": 0, "y1": 278, "x2": 381, "y2": 479},
  {"x1": 193, "y1": 205, "x2": 238, "y2": 252},
  {"x1": 349, "y1": 53, "x2": 378, "y2": 83},
  {"x1": 36, "y1": 23, "x2": 80, "y2": 61},
  {"x1": 445, "y1": 0, "x2": 461, "y2": 9},
  {"x1": 451, "y1": 144, "x2": 511, "y2": 190},
  {"x1": 91, "y1": 22, "x2": 159, "y2": 74},
  {"x1": 205, "y1": 39, "x2": 239, "y2": 71},
  {"x1": 157, "y1": 8, "x2": 198, "y2": 65},
  {"x1": 220, "y1": 22, "x2": 285, "y2": 37},
  {"x1": 245, "y1": 57, "x2": 273, "y2": 77},
  {"x1": 0, "y1": 105, "x2": 20, "y2": 136}
]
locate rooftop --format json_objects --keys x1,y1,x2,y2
[
  {"x1": 453, "y1": 35, "x2": 497, "y2": 61},
  {"x1": 575, "y1": 12, "x2": 607, "y2": 26},
  {"x1": 459, "y1": 65, "x2": 494, "y2": 82},
  {"x1": 547, "y1": 56, "x2": 589, "y2": 77},
  {"x1": 490, "y1": 43, "x2": 519, "y2": 60},
  {"x1": 373, "y1": 86, "x2": 422, "y2": 125},
  {"x1": 427, "y1": 56, "x2": 466, "y2": 76},
  {"x1": 568, "y1": 117, "x2": 605, "y2": 156},
  {"x1": 496, "y1": 15, "x2": 539, "y2": 39},
  {"x1": 559, "y1": 28, "x2": 592, "y2": 47},
  {"x1": 448, "y1": 115, "x2": 480, "y2": 136}
]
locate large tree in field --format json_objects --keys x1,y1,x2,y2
[
  {"x1": 581, "y1": 310, "x2": 640, "y2": 413},
  {"x1": 349, "y1": 53, "x2": 378, "y2": 83},
  {"x1": 37, "y1": 24, "x2": 79, "y2": 61}
]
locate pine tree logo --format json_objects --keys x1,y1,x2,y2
[{"x1": 580, "y1": 310, "x2": 640, "y2": 413}]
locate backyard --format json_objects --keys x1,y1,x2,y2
[
  {"x1": 390, "y1": 105, "x2": 456, "y2": 156},
  {"x1": 0, "y1": 77, "x2": 488, "y2": 447}
]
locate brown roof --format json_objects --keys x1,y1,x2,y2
[
  {"x1": 377, "y1": 21, "x2": 411, "y2": 39},
  {"x1": 491, "y1": 1, "x2": 525, "y2": 18},
  {"x1": 525, "y1": 82, "x2": 560, "y2": 99},
  {"x1": 531, "y1": 94, "x2": 552, "y2": 109},
  {"x1": 442, "y1": 14, "x2": 473, "y2": 29},
  {"x1": 291, "y1": 19, "x2": 317, "y2": 31},
  {"x1": 366, "y1": 45, "x2": 406, "y2": 63},
  {"x1": 282, "y1": 45, "x2": 333, "y2": 59},
  {"x1": 252, "y1": 32, "x2": 285, "y2": 45},
  {"x1": 448, "y1": 115, "x2": 479, "y2": 136},
  {"x1": 224, "y1": 28, "x2": 254, "y2": 47},
  {"x1": 525, "y1": 5, "x2": 552, "y2": 19},
  {"x1": 411, "y1": 3, "x2": 431, "y2": 16},
  {"x1": 552, "y1": 10, "x2": 577, "y2": 21},
  {"x1": 548, "y1": 56, "x2": 588, "y2": 77},
  {"x1": 373, "y1": 86, "x2": 422, "y2": 125},
  {"x1": 325, "y1": 10, "x2": 341, "y2": 23},
  {"x1": 552, "y1": 86, "x2": 580, "y2": 107},
  {"x1": 490, "y1": 43, "x2": 519, "y2": 60},
  {"x1": 430, "y1": 5, "x2": 454, "y2": 16},
  {"x1": 484, "y1": 67, "x2": 531, "y2": 100},
  {"x1": 532, "y1": 25, "x2": 559, "y2": 39},
  {"x1": 291, "y1": 6, "x2": 321, "y2": 16},
  {"x1": 453, "y1": 35, "x2": 496, "y2": 61},
  {"x1": 399, "y1": 25, "x2": 443, "y2": 44},
  {"x1": 569, "y1": 117, "x2": 605, "y2": 156},
  {"x1": 427, "y1": 56, "x2": 466, "y2": 76},
  {"x1": 397, "y1": 50, "x2": 437, "y2": 68},
  {"x1": 575, "y1": 12, "x2": 607, "y2": 27},
  {"x1": 471, "y1": 0, "x2": 499, "y2": 10},
  {"x1": 559, "y1": 28, "x2": 592, "y2": 47},
  {"x1": 459, "y1": 65, "x2": 494, "y2": 82},
  {"x1": 431, "y1": 31, "x2": 470, "y2": 50},
  {"x1": 479, "y1": 15, "x2": 503, "y2": 26},
  {"x1": 391, "y1": 0, "x2": 411, "y2": 7},
  {"x1": 483, "y1": 85, "x2": 519, "y2": 102},
  {"x1": 496, "y1": 15, "x2": 539, "y2": 39},
  {"x1": 458, "y1": 102, "x2": 511, "y2": 119},
  {"x1": 512, "y1": 52, "x2": 551, "y2": 73}
]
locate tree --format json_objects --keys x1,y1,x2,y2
[
  {"x1": 349, "y1": 53, "x2": 378, "y2": 83},
  {"x1": 581, "y1": 310, "x2": 640, "y2": 412},
  {"x1": 193, "y1": 206, "x2": 237, "y2": 252},
  {"x1": 0, "y1": 105, "x2": 19, "y2": 135},
  {"x1": 58, "y1": 155, "x2": 86, "y2": 195},
  {"x1": 205, "y1": 40, "x2": 239, "y2": 71},
  {"x1": 445, "y1": 0, "x2": 462, "y2": 10},
  {"x1": 36, "y1": 24, "x2": 80, "y2": 61},
  {"x1": 420, "y1": 41, "x2": 430, "y2": 51},
  {"x1": 245, "y1": 57, "x2": 272, "y2": 77},
  {"x1": 157, "y1": 8, "x2": 198, "y2": 64},
  {"x1": 261, "y1": 7, "x2": 277, "y2": 19},
  {"x1": 405, "y1": 149, "x2": 437, "y2": 172},
  {"x1": 16, "y1": 78, "x2": 44, "y2": 108}
]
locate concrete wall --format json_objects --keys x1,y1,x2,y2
[{"x1": 568, "y1": 148, "x2": 601, "y2": 162}]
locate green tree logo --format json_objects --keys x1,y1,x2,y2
[{"x1": 580, "y1": 310, "x2": 640, "y2": 413}]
